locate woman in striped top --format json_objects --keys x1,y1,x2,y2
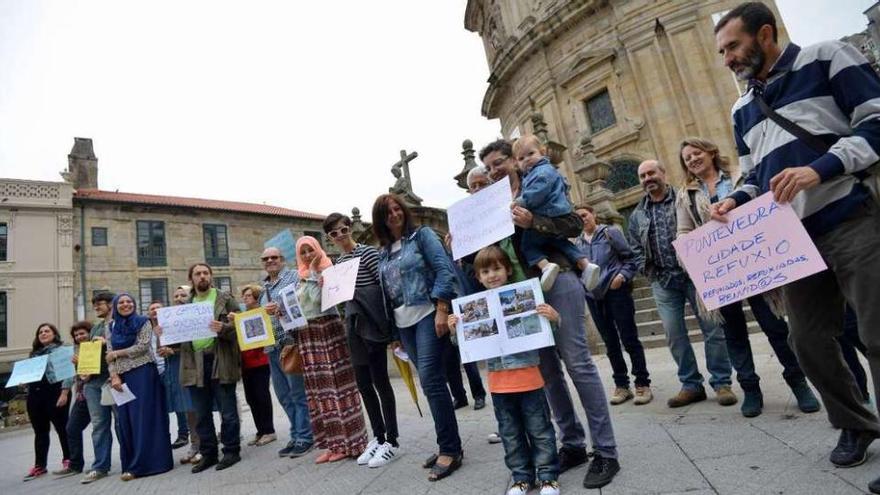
[{"x1": 323, "y1": 212, "x2": 400, "y2": 468}]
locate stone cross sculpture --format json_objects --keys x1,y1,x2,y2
[{"x1": 389, "y1": 149, "x2": 423, "y2": 206}]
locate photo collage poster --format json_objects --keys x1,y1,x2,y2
[
  {"x1": 452, "y1": 278, "x2": 554, "y2": 363},
  {"x1": 278, "y1": 282, "x2": 308, "y2": 331}
]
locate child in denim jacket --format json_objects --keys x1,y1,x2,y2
[
  {"x1": 448, "y1": 246, "x2": 561, "y2": 495},
  {"x1": 512, "y1": 134, "x2": 599, "y2": 292}
]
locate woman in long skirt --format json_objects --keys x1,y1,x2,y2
[
  {"x1": 106, "y1": 293, "x2": 173, "y2": 480},
  {"x1": 294, "y1": 236, "x2": 368, "y2": 463}
]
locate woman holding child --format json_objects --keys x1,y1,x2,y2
[{"x1": 372, "y1": 193, "x2": 463, "y2": 481}]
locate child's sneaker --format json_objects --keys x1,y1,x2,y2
[
  {"x1": 580, "y1": 262, "x2": 601, "y2": 291},
  {"x1": 357, "y1": 438, "x2": 381, "y2": 465},
  {"x1": 540, "y1": 263, "x2": 560, "y2": 291},
  {"x1": 507, "y1": 480, "x2": 531, "y2": 495},
  {"x1": 368, "y1": 442, "x2": 400, "y2": 468},
  {"x1": 487, "y1": 432, "x2": 502, "y2": 444},
  {"x1": 540, "y1": 480, "x2": 561, "y2": 495},
  {"x1": 23, "y1": 465, "x2": 47, "y2": 482}
]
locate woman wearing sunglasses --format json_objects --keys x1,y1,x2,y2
[{"x1": 322, "y1": 214, "x2": 401, "y2": 468}]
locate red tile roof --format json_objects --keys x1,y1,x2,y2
[{"x1": 73, "y1": 189, "x2": 325, "y2": 220}]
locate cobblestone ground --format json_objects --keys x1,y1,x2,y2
[{"x1": 1, "y1": 333, "x2": 877, "y2": 494}]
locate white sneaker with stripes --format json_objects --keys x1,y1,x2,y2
[
  {"x1": 357, "y1": 438, "x2": 381, "y2": 466},
  {"x1": 367, "y1": 442, "x2": 400, "y2": 468}
]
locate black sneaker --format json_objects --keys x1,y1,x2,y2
[
  {"x1": 191, "y1": 456, "x2": 218, "y2": 473},
  {"x1": 830, "y1": 429, "x2": 878, "y2": 467},
  {"x1": 869, "y1": 473, "x2": 880, "y2": 494},
  {"x1": 474, "y1": 397, "x2": 486, "y2": 410},
  {"x1": 278, "y1": 441, "x2": 296, "y2": 457},
  {"x1": 583, "y1": 454, "x2": 620, "y2": 489},
  {"x1": 215, "y1": 453, "x2": 241, "y2": 471},
  {"x1": 289, "y1": 440, "x2": 314, "y2": 458},
  {"x1": 453, "y1": 399, "x2": 469, "y2": 410},
  {"x1": 558, "y1": 446, "x2": 588, "y2": 473}
]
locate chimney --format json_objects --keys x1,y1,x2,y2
[{"x1": 67, "y1": 137, "x2": 98, "y2": 190}]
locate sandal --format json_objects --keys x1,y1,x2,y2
[
  {"x1": 428, "y1": 452, "x2": 463, "y2": 482},
  {"x1": 422, "y1": 453, "x2": 439, "y2": 469}
]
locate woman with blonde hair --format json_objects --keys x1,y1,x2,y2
[{"x1": 675, "y1": 137, "x2": 819, "y2": 418}]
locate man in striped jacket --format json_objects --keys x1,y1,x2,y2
[{"x1": 713, "y1": 3, "x2": 880, "y2": 489}]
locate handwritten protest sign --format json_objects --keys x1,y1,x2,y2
[
  {"x1": 321, "y1": 257, "x2": 361, "y2": 311},
  {"x1": 447, "y1": 176, "x2": 514, "y2": 260},
  {"x1": 673, "y1": 192, "x2": 827, "y2": 311},
  {"x1": 5, "y1": 355, "x2": 48, "y2": 387},
  {"x1": 77, "y1": 341, "x2": 102, "y2": 375},
  {"x1": 48, "y1": 346, "x2": 76, "y2": 383},
  {"x1": 264, "y1": 229, "x2": 297, "y2": 264},
  {"x1": 157, "y1": 302, "x2": 215, "y2": 345},
  {"x1": 235, "y1": 308, "x2": 276, "y2": 351},
  {"x1": 452, "y1": 278, "x2": 555, "y2": 363},
  {"x1": 279, "y1": 282, "x2": 308, "y2": 331}
]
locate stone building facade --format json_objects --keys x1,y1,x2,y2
[
  {"x1": 67, "y1": 138, "x2": 331, "y2": 320},
  {"x1": 0, "y1": 178, "x2": 75, "y2": 371},
  {"x1": 462, "y1": 0, "x2": 788, "y2": 223}
]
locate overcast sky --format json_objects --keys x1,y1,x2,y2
[{"x1": 0, "y1": 1, "x2": 873, "y2": 217}]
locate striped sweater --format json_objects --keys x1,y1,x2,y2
[{"x1": 728, "y1": 41, "x2": 880, "y2": 238}]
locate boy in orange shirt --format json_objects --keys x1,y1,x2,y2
[{"x1": 448, "y1": 245, "x2": 561, "y2": 495}]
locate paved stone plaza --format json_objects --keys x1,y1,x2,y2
[{"x1": 1, "y1": 334, "x2": 877, "y2": 495}]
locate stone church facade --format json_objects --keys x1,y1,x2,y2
[{"x1": 462, "y1": 0, "x2": 788, "y2": 223}]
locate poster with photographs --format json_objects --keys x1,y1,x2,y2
[
  {"x1": 278, "y1": 282, "x2": 308, "y2": 331},
  {"x1": 234, "y1": 307, "x2": 276, "y2": 351},
  {"x1": 452, "y1": 278, "x2": 554, "y2": 363}
]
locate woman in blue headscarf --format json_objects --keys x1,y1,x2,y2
[{"x1": 106, "y1": 293, "x2": 173, "y2": 481}]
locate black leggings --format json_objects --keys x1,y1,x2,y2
[
  {"x1": 27, "y1": 380, "x2": 70, "y2": 468},
  {"x1": 353, "y1": 348, "x2": 399, "y2": 445}
]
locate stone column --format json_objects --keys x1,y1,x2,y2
[{"x1": 571, "y1": 134, "x2": 624, "y2": 226}]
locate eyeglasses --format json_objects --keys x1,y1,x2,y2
[
  {"x1": 327, "y1": 226, "x2": 351, "y2": 239},
  {"x1": 261, "y1": 255, "x2": 281, "y2": 262}
]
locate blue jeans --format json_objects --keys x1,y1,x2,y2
[
  {"x1": 398, "y1": 311, "x2": 462, "y2": 455},
  {"x1": 267, "y1": 346, "x2": 312, "y2": 444},
  {"x1": 66, "y1": 397, "x2": 91, "y2": 472},
  {"x1": 651, "y1": 280, "x2": 731, "y2": 391},
  {"x1": 519, "y1": 230, "x2": 584, "y2": 268},
  {"x1": 719, "y1": 295, "x2": 805, "y2": 392},
  {"x1": 188, "y1": 354, "x2": 240, "y2": 457},
  {"x1": 539, "y1": 271, "x2": 617, "y2": 459},
  {"x1": 493, "y1": 388, "x2": 559, "y2": 484},
  {"x1": 587, "y1": 285, "x2": 650, "y2": 388},
  {"x1": 83, "y1": 381, "x2": 113, "y2": 473}
]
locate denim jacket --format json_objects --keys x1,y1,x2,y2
[
  {"x1": 486, "y1": 349, "x2": 540, "y2": 372},
  {"x1": 515, "y1": 157, "x2": 572, "y2": 217},
  {"x1": 627, "y1": 187, "x2": 686, "y2": 288},
  {"x1": 378, "y1": 226, "x2": 458, "y2": 308},
  {"x1": 575, "y1": 224, "x2": 638, "y2": 300}
]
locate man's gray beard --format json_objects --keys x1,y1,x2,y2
[{"x1": 735, "y1": 46, "x2": 765, "y2": 81}]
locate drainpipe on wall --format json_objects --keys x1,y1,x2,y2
[{"x1": 79, "y1": 203, "x2": 87, "y2": 318}]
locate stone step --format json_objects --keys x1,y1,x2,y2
[
  {"x1": 597, "y1": 321, "x2": 762, "y2": 353},
  {"x1": 634, "y1": 306, "x2": 754, "y2": 325},
  {"x1": 632, "y1": 286, "x2": 653, "y2": 300},
  {"x1": 634, "y1": 297, "x2": 655, "y2": 311}
]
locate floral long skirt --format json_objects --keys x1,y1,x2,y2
[{"x1": 296, "y1": 315, "x2": 368, "y2": 456}]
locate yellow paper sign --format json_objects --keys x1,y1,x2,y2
[
  {"x1": 77, "y1": 341, "x2": 102, "y2": 375},
  {"x1": 234, "y1": 308, "x2": 276, "y2": 351}
]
